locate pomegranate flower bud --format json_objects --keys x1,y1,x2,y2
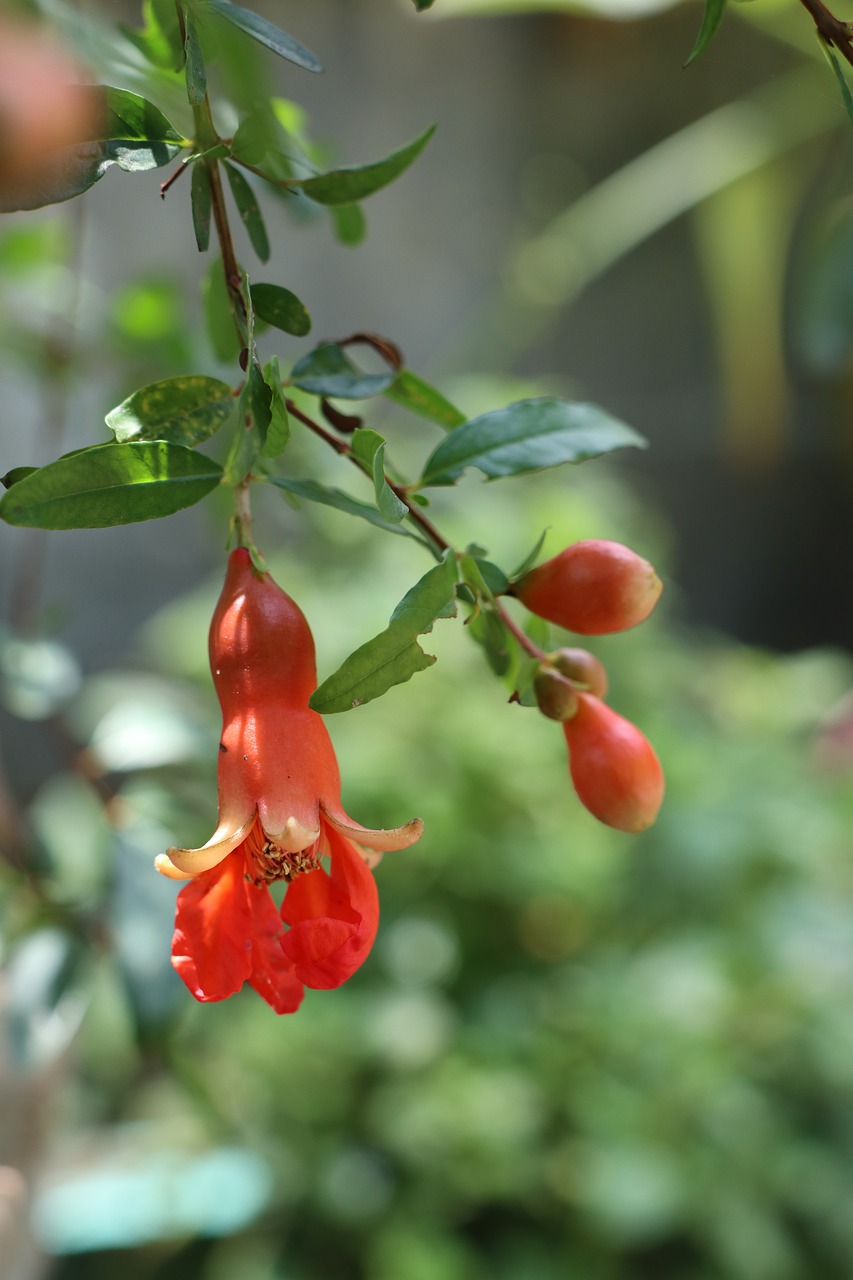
[
  {"x1": 514, "y1": 540, "x2": 662, "y2": 635},
  {"x1": 533, "y1": 666, "x2": 579, "y2": 722},
  {"x1": 550, "y1": 647, "x2": 608, "y2": 699},
  {"x1": 157, "y1": 548, "x2": 423, "y2": 1013},
  {"x1": 562, "y1": 691, "x2": 664, "y2": 833}
]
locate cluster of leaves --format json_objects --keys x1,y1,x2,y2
[{"x1": 0, "y1": 0, "x2": 648, "y2": 719}]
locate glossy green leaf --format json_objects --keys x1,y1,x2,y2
[
  {"x1": 200, "y1": 0, "x2": 323, "y2": 73},
  {"x1": 290, "y1": 343, "x2": 396, "y2": 399},
  {"x1": 685, "y1": 0, "x2": 727, "y2": 65},
  {"x1": 250, "y1": 283, "x2": 311, "y2": 336},
  {"x1": 385, "y1": 371, "x2": 466, "y2": 430},
  {"x1": 0, "y1": 443, "x2": 221, "y2": 529},
  {"x1": 191, "y1": 162, "x2": 212, "y2": 251},
  {"x1": 105, "y1": 376, "x2": 235, "y2": 446},
  {"x1": 261, "y1": 358, "x2": 291, "y2": 458},
  {"x1": 310, "y1": 554, "x2": 457, "y2": 713},
  {"x1": 184, "y1": 14, "x2": 207, "y2": 104},
  {"x1": 268, "y1": 476, "x2": 422, "y2": 540},
  {"x1": 351, "y1": 429, "x2": 408, "y2": 523},
  {"x1": 225, "y1": 163, "x2": 270, "y2": 262},
  {"x1": 296, "y1": 126, "x2": 435, "y2": 206},
  {"x1": 421, "y1": 398, "x2": 647, "y2": 486},
  {"x1": 331, "y1": 204, "x2": 367, "y2": 246},
  {"x1": 101, "y1": 86, "x2": 186, "y2": 167}
]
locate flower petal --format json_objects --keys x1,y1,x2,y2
[
  {"x1": 171, "y1": 853, "x2": 254, "y2": 1002},
  {"x1": 322, "y1": 805, "x2": 423, "y2": 854},
  {"x1": 246, "y1": 880, "x2": 305, "y2": 1014},
  {"x1": 280, "y1": 824, "x2": 379, "y2": 989},
  {"x1": 159, "y1": 811, "x2": 257, "y2": 879}
]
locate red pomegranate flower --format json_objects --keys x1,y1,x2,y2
[{"x1": 156, "y1": 548, "x2": 423, "y2": 1013}]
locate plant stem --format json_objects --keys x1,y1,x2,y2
[
  {"x1": 495, "y1": 598, "x2": 547, "y2": 662},
  {"x1": 233, "y1": 478, "x2": 254, "y2": 548},
  {"x1": 283, "y1": 398, "x2": 452, "y2": 555},
  {"x1": 798, "y1": 0, "x2": 853, "y2": 65}
]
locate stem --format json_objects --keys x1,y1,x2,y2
[
  {"x1": 233, "y1": 478, "x2": 253, "y2": 547},
  {"x1": 191, "y1": 97, "x2": 246, "y2": 340},
  {"x1": 798, "y1": 0, "x2": 853, "y2": 66},
  {"x1": 495, "y1": 598, "x2": 547, "y2": 662},
  {"x1": 283, "y1": 398, "x2": 451, "y2": 555}
]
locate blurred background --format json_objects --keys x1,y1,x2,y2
[{"x1": 4, "y1": 0, "x2": 853, "y2": 1276}]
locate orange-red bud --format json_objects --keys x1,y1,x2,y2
[
  {"x1": 563, "y1": 691, "x2": 663, "y2": 832},
  {"x1": 549, "y1": 647, "x2": 608, "y2": 699},
  {"x1": 533, "y1": 666, "x2": 579, "y2": 722},
  {"x1": 514, "y1": 540, "x2": 662, "y2": 635}
]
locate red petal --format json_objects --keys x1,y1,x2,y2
[
  {"x1": 246, "y1": 879, "x2": 305, "y2": 1014},
  {"x1": 172, "y1": 853, "x2": 253, "y2": 1002},
  {"x1": 280, "y1": 824, "x2": 379, "y2": 990},
  {"x1": 172, "y1": 849, "x2": 305, "y2": 1013}
]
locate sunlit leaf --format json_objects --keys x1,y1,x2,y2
[
  {"x1": 295, "y1": 126, "x2": 435, "y2": 205},
  {"x1": 0, "y1": 443, "x2": 222, "y2": 528},
  {"x1": 310, "y1": 554, "x2": 457, "y2": 713},
  {"x1": 421, "y1": 398, "x2": 647, "y2": 486},
  {"x1": 105, "y1": 376, "x2": 235, "y2": 446}
]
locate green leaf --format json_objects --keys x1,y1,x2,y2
[
  {"x1": 203, "y1": 258, "x2": 241, "y2": 362},
  {"x1": 384, "y1": 371, "x2": 466, "y2": 430},
  {"x1": 685, "y1": 0, "x2": 727, "y2": 65},
  {"x1": 268, "y1": 476, "x2": 422, "y2": 540},
  {"x1": 0, "y1": 87, "x2": 186, "y2": 212},
  {"x1": 199, "y1": 0, "x2": 323, "y2": 73},
  {"x1": 0, "y1": 443, "x2": 221, "y2": 529},
  {"x1": 225, "y1": 163, "x2": 270, "y2": 262},
  {"x1": 296, "y1": 126, "x2": 435, "y2": 205},
  {"x1": 105, "y1": 376, "x2": 235, "y2": 446},
  {"x1": 420, "y1": 398, "x2": 647, "y2": 486},
  {"x1": 245, "y1": 361, "x2": 273, "y2": 447},
  {"x1": 510, "y1": 528, "x2": 549, "y2": 580},
  {"x1": 290, "y1": 343, "x2": 396, "y2": 399},
  {"x1": 184, "y1": 14, "x2": 207, "y2": 104},
  {"x1": 414, "y1": 0, "x2": 436, "y2": 8},
  {"x1": 191, "y1": 162, "x2": 212, "y2": 251},
  {"x1": 818, "y1": 36, "x2": 853, "y2": 132},
  {"x1": 331, "y1": 204, "x2": 367, "y2": 246},
  {"x1": 260, "y1": 358, "x2": 291, "y2": 458},
  {"x1": 350, "y1": 429, "x2": 408, "y2": 524},
  {"x1": 467, "y1": 608, "x2": 511, "y2": 676},
  {"x1": 2, "y1": 466, "x2": 39, "y2": 489},
  {"x1": 309, "y1": 554, "x2": 457, "y2": 713},
  {"x1": 250, "y1": 283, "x2": 311, "y2": 336},
  {"x1": 121, "y1": 0, "x2": 184, "y2": 71}
]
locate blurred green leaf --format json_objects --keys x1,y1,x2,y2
[
  {"x1": 250, "y1": 282, "x2": 311, "y2": 336},
  {"x1": 291, "y1": 343, "x2": 397, "y2": 399},
  {"x1": 310, "y1": 554, "x2": 458, "y2": 712},
  {"x1": 200, "y1": 0, "x2": 323, "y2": 73},
  {"x1": 106, "y1": 376, "x2": 235, "y2": 446},
  {"x1": 225, "y1": 163, "x2": 271, "y2": 262},
  {"x1": 184, "y1": 13, "x2": 207, "y2": 104},
  {"x1": 385, "y1": 371, "x2": 467, "y2": 430},
  {"x1": 203, "y1": 258, "x2": 241, "y2": 362},
  {"x1": 685, "y1": 0, "x2": 727, "y2": 66},
  {"x1": 421, "y1": 398, "x2": 647, "y2": 485},
  {"x1": 191, "y1": 161, "x2": 212, "y2": 251},
  {"x1": 331, "y1": 203, "x2": 367, "y2": 245},
  {"x1": 818, "y1": 36, "x2": 853, "y2": 133},
  {"x1": 261, "y1": 357, "x2": 291, "y2": 458},
  {"x1": 0, "y1": 442, "x2": 222, "y2": 528},
  {"x1": 296, "y1": 126, "x2": 436, "y2": 205}
]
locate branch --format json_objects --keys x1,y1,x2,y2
[{"x1": 798, "y1": 0, "x2": 853, "y2": 67}]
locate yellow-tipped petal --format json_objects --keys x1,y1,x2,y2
[
  {"x1": 155, "y1": 854, "x2": 194, "y2": 881},
  {"x1": 160, "y1": 812, "x2": 257, "y2": 879},
  {"x1": 322, "y1": 808, "x2": 423, "y2": 853}
]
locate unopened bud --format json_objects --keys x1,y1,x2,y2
[
  {"x1": 514, "y1": 540, "x2": 662, "y2": 635},
  {"x1": 550, "y1": 647, "x2": 608, "y2": 699},
  {"x1": 562, "y1": 691, "x2": 664, "y2": 832},
  {"x1": 533, "y1": 666, "x2": 579, "y2": 722}
]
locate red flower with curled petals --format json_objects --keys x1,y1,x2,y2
[{"x1": 157, "y1": 548, "x2": 422, "y2": 1013}]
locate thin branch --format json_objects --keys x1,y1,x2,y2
[
  {"x1": 495, "y1": 598, "x2": 547, "y2": 662},
  {"x1": 798, "y1": 0, "x2": 853, "y2": 66}
]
